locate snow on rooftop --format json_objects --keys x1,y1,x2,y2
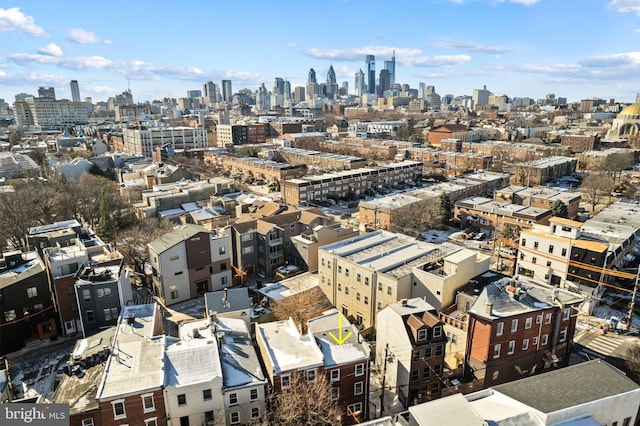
[{"x1": 257, "y1": 318, "x2": 324, "y2": 374}]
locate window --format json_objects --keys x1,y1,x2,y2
[
  {"x1": 447, "y1": 332, "x2": 458, "y2": 344},
  {"x1": 171, "y1": 290, "x2": 179, "y2": 299},
  {"x1": 417, "y1": 329, "x2": 427, "y2": 341},
  {"x1": 559, "y1": 327, "x2": 567, "y2": 342},
  {"x1": 434, "y1": 364, "x2": 441, "y2": 375},
  {"x1": 331, "y1": 387, "x2": 339, "y2": 400},
  {"x1": 338, "y1": 266, "x2": 342, "y2": 273},
  {"x1": 86, "y1": 310, "x2": 94, "y2": 323},
  {"x1": 424, "y1": 347, "x2": 432, "y2": 358},
  {"x1": 355, "y1": 363, "x2": 364, "y2": 377},
  {"x1": 230, "y1": 412, "x2": 240, "y2": 425},
  {"x1": 221, "y1": 276, "x2": 227, "y2": 285},
  {"x1": 356, "y1": 292, "x2": 360, "y2": 301},
  {"x1": 423, "y1": 367, "x2": 430, "y2": 379},
  {"x1": 435, "y1": 345, "x2": 443, "y2": 357},
  {"x1": 145, "y1": 418, "x2": 158, "y2": 426},
  {"x1": 378, "y1": 282, "x2": 382, "y2": 291},
  {"x1": 508, "y1": 340, "x2": 515, "y2": 355},
  {"x1": 306, "y1": 369, "x2": 316, "y2": 383},
  {"x1": 229, "y1": 393, "x2": 238, "y2": 405},
  {"x1": 522, "y1": 339, "x2": 529, "y2": 350},
  {"x1": 142, "y1": 393, "x2": 155, "y2": 412},
  {"x1": 177, "y1": 393, "x2": 186, "y2": 406},
  {"x1": 251, "y1": 407, "x2": 260, "y2": 419},
  {"x1": 26, "y1": 287, "x2": 38, "y2": 298},
  {"x1": 281, "y1": 374, "x2": 291, "y2": 389},
  {"x1": 623, "y1": 417, "x2": 632, "y2": 426},
  {"x1": 82, "y1": 289, "x2": 91, "y2": 302},
  {"x1": 387, "y1": 286, "x2": 392, "y2": 295},
  {"x1": 203, "y1": 389, "x2": 212, "y2": 401},
  {"x1": 522, "y1": 238, "x2": 526, "y2": 246},
  {"x1": 345, "y1": 268, "x2": 349, "y2": 277},
  {"x1": 250, "y1": 388, "x2": 258, "y2": 401},
  {"x1": 330, "y1": 369, "x2": 340, "y2": 382},
  {"x1": 337, "y1": 283, "x2": 341, "y2": 291},
  {"x1": 377, "y1": 301, "x2": 382, "y2": 310},
  {"x1": 364, "y1": 296, "x2": 369, "y2": 305},
  {"x1": 348, "y1": 403, "x2": 362, "y2": 415},
  {"x1": 411, "y1": 370, "x2": 419, "y2": 381},
  {"x1": 525, "y1": 317, "x2": 532, "y2": 329},
  {"x1": 112, "y1": 400, "x2": 126, "y2": 420},
  {"x1": 174, "y1": 271, "x2": 183, "y2": 276},
  {"x1": 533, "y1": 336, "x2": 539, "y2": 346},
  {"x1": 496, "y1": 322, "x2": 504, "y2": 336},
  {"x1": 433, "y1": 326, "x2": 442, "y2": 338},
  {"x1": 536, "y1": 314, "x2": 542, "y2": 324},
  {"x1": 345, "y1": 287, "x2": 349, "y2": 295},
  {"x1": 563, "y1": 308, "x2": 571, "y2": 321},
  {"x1": 356, "y1": 273, "x2": 361, "y2": 282},
  {"x1": 561, "y1": 248, "x2": 567, "y2": 256},
  {"x1": 511, "y1": 319, "x2": 518, "y2": 332},
  {"x1": 546, "y1": 261, "x2": 552, "y2": 267},
  {"x1": 493, "y1": 344, "x2": 501, "y2": 358},
  {"x1": 545, "y1": 313, "x2": 552, "y2": 324},
  {"x1": 170, "y1": 255, "x2": 179, "y2": 261},
  {"x1": 4, "y1": 310, "x2": 16, "y2": 321},
  {"x1": 204, "y1": 411, "x2": 214, "y2": 425},
  {"x1": 82, "y1": 419, "x2": 94, "y2": 426},
  {"x1": 104, "y1": 307, "x2": 118, "y2": 321},
  {"x1": 242, "y1": 246, "x2": 253, "y2": 254},
  {"x1": 321, "y1": 258, "x2": 325, "y2": 267},
  {"x1": 354, "y1": 381, "x2": 363, "y2": 395},
  {"x1": 534, "y1": 241, "x2": 539, "y2": 249},
  {"x1": 532, "y1": 257, "x2": 537, "y2": 264},
  {"x1": 542, "y1": 334, "x2": 549, "y2": 345},
  {"x1": 219, "y1": 246, "x2": 226, "y2": 255}
]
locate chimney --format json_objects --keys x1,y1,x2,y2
[{"x1": 401, "y1": 299, "x2": 408, "y2": 307}]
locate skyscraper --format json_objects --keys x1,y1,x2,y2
[
  {"x1": 38, "y1": 86, "x2": 56, "y2": 100},
  {"x1": 326, "y1": 65, "x2": 338, "y2": 99},
  {"x1": 378, "y1": 69, "x2": 390, "y2": 97},
  {"x1": 355, "y1": 69, "x2": 365, "y2": 97},
  {"x1": 203, "y1": 81, "x2": 219, "y2": 102},
  {"x1": 472, "y1": 85, "x2": 491, "y2": 108},
  {"x1": 294, "y1": 86, "x2": 305, "y2": 103},
  {"x1": 186, "y1": 90, "x2": 202, "y2": 99},
  {"x1": 384, "y1": 51, "x2": 396, "y2": 86},
  {"x1": 222, "y1": 80, "x2": 233, "y2": 103},
  {"x1": 283, "y1": 80, "x2": 291, "y2": 100},
  {"x1": 308, "y1": 68, "x2": 317, "y2": 84},
  {"x1": 366, "y1": 55, "x2": 375, "y2": 94},
  {"x1": 70, "y1": 80, "x2": 81, "y2": 103},
  {"x1": 274, "y1": 77, "x2": 285, "y2": 95}
]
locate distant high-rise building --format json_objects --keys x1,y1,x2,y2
[
  {"x1": 442, "y1": 94, "x2": 453, "y2": 105},
  {"x1": 256, "y1": 83, "x2": 269, "y2": 110},
  {"x1": 425, "y1": 85, "x2": 435, "y2": 95},
  {"x1": 203, "y1": 81, "x2": 219, "y2": 103},
  {"x1": 222, "y1": 80, "x2": 233, "y2": 103},
  {"x1": 355, "y1": 69, "x2": 365, "y2": 97},
  {"x1": 472, "y1": 85, "x2": 491, "y2": 108},
  {"x1": 340, "y1": 81, "x2": 348, "y2": 96},
  {"x1": 274, "y1": 77, "x2": 285, "y2": 95},
  {"x1": 326, "y1": 65, "x2": 338, "y2": 99},
  {"x1": 293, "y1": 86, "x2": 305, "y2": 103},
  {"x1": 636, "y1": 93, "x2": 640, "y2": 104},
  {"x1": 70, "y1": 80, "x2": 81, "y2": 103},
  {"x1": 38, "y1": 86, "x2": 55, "y2": 100},
  {"x1": 186, "y1": 90, "x2": 201, "y2": 99},
  {"x1": 384, "y1": 51, "x2": 396, "y2": 86},
  {"x1": 366, "y1": 55, "x2": 376, "y2": 94},
  {"x1": 426, "y1": 93, "x2": 441, "y2": 110},
  {"x1": 283, "y1": 80, "x2": 291, "y2": 100},
  {"x1": 418, "y1": 82, "x2": 426, "y2": 99},
  {"x1": 378, "y1": 69, "x2": 390, "y2": 97},
  {"x1": 308, "y1": 68, "x2": 317, "y2": 84}
]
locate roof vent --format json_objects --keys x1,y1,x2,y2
[
  {"x1": 193, "y1": 328, "x2": 201, "y2": 338},
  {"x1": 401, "y1": 299, "x2": 408, "y2": 306},
  {"x1": 126, "y1": 313, "x2": 135, "y2": 325}
]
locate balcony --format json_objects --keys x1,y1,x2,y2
[
  {"x1": 267, "y1": 237, "x2": 283, "y2": 246},
  {"x1": 269, "y1": 250, "x2": 283, "y2": 259}
]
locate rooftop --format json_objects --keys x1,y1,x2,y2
[
  {"x1": 307, "y1": 310, "x2": 370, "y2": 367},
  {"x1": 259, "y1": 272, "x2": 320, "y2": 302},
  {"x1": 147, "y1": 223, "x2": 207, "y2": 253},
  {"x1": 205, "y1": 287, "x2": 252, "y2": 316}
]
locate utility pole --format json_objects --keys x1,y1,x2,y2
[{"x1": 380, "y1": 343, "x2": 389, "y2": 416}]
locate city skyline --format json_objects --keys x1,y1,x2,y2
[{"x1": 1, "y1": 0, "x2": 640, "y2": 104}]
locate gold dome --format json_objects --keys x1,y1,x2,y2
[{"x1": 620, "y1": 103, "x2": 640, "y2": 116}]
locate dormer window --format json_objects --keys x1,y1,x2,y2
[
  {"x1": 417, "y1": 329, "x2": 427, "y2": 341},
  {"x1": 433, "y1": 326, "x2": 442, "y2": 338}
]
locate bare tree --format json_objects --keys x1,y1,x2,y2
[
  {"x1": 269, "y1": 372, "x2": 342, "y2": 426},
  {"x1": 272, "y1": 287, "x2": 331, "y2": 334},
  {"x1": 599, "y1": 152, "x2": 635, "y2": 183},
  {"x1": 580, "y1": 172, "x2": 615, "y2": 212}
]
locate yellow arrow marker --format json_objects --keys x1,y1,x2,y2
[{"x1": 328, "y1": 314, "x2": 352, "y2": 345}]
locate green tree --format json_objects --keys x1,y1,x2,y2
[{"x1": 550, "y1": 200, "x2": 569, "y2": 218}]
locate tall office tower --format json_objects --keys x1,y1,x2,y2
[
  {"x1": 186, "y1": 90, "x2": 202, "y2": 99},
  {"x1": 70, "y1": 80, "x2": 81, "y2": 102},
  {"x1": 203, "y1": 81, "x2": 219, "y2": 102},
  {"x1": 294, "y1": 86, "x2": 305, "y2": 103},
  {"x1": 384, "y1": 51, "x2": 396, "y2": 86},
  {"x1": 355, "y1": 69, "x2": 365, "y2": 97},
  {"x1": 637, "y1": 93, "x2": 640, "y2": 104},
  {"x1": 256, "y1": 83, "x2": 269, "y2": 110},
  {"x1": 472, "y1": 85, "x2": 491, "y2": 107},
  {"x1": 418, "y1": 82, "x2": 426, "y2": 99},
  {"x1": 366, "y1": 55, "x2": 376, "y2": 94},
  {"x1": 283, "y1": 80, "x2": 291, "y2": 100},
  {"x1": 425, "y1": 85, "x2": 435, "y2": 95},
  {"x1": 222, "y1": 80, "x2": 233, "y2": 103},
  {"x1": 340, "y1": 81, "x2": 348, "y2": 96},
  {"x1": 274, "y1": 77, "x2": 285, "y2": 95},
  {"x1": 326, "y1": 65, "x2": 338, "y2": 99},
  {"x1": 38, "y1": 86, "x2": 56, "y2": 100},
  {"x1": 308, "y1": 68, "x2": 317, "y2": 84},
  {"x1": 378, "y1": 69, "x2": 390, "y2": 97},
  {"x1": 442, "y1": 94, "x2": 453, "y2": 105}
]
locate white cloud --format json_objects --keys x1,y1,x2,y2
[
  {"x1": 0, "y1": 71, "x2": 66, "y2": 86},
  {"x1": 287, "y1": 43, "x2": 296, "y2": 48},
  {"x1": 403, "y1": 55, "x2": 471, "y2": 67},
  {"x1": 37, "y1": 43, "x2": 63, "y2": 57},
  {"x1": 9, "y1": 53, "x2": 114, "y2": 70},
  {"x1": 0, "y1": 7, "x2": 45, "y2": 36},
  {"x1": 434, "y1": 39, "x2": 510, "y2": 54},
  {"x1": 302, "y1": 46, "x2": 469, "y2": 68},
  {"x1": 608, "y1": 0, "x2": 640, "y2": 15},
  {"x1": 66, "y1": 28, "x2": 112, "y2": 44}
]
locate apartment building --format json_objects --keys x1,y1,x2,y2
[
  {"x1": 203, "y1": 152, "x2": 304, "y2": 184},
  {"x1": 559, "y1": 132, "x2": 600, "y2": 153},
  {"x1": 291, "y1": 224, "x2": 359, "y2": 271},
  {"x1": 216, "y1": 123, "x2": 268, "y2": 146},
  {"x1": 0, "y1": 251, "x2": 57, "y2": 355},
  {"x1": 510, "y1": 156, "x2": 577, "y2": 186},
  {"x1": 376, "y1": 298, "x2": 448, "y2": 408},
  {"x1": 440, "y1": 139, "x2": 571, "y2": 162},
  {"x1": 318, "y1": 231, "x2": 490, "y2": 330},
  {"x1": 494, "y1": 185, "x2": 582, "y2": 219},
  {"x1": 466, "y1": 277, "x2": 583, "y2": 388},
  {"x1": 454, "y1": 196, "x2": 552, "y2": 237},
  {"x1": 123, "y1": 127, "x2": 207, "y2": 158},
  {"x1": 427, "y1": 124, "x2": 471, "y2": 147},
  {"x1": 14, "y1": 96, "x2": 88, "y2": 129},
  {"x1": 283, "y1": 161, "x2": 423, "y2": 207},
  {"x1": 278, "y1": 147, "x2": 367, "y2": 170},
  {"x1": 0, "y1": 151, "x2": 41, "y2": 178},
  {"x1": 405, "y1": 148, "x2": 491, "y2": 174},
  {"x1": 576, "y1": 148, "x2": 640, "y2": 171},
  {"x1": 96, "y1": 304, "x2": 166, "y2": 426},
  {"x1": 148, "y1": 224, "x2": 232, "y2": 305},
  {"x1": 256, "y1": 311, "x2": 370, "y2": 425}
]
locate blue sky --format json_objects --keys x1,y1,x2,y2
[{"x1": 1, "y1": 0, "x2": 640, "y2": 104}]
